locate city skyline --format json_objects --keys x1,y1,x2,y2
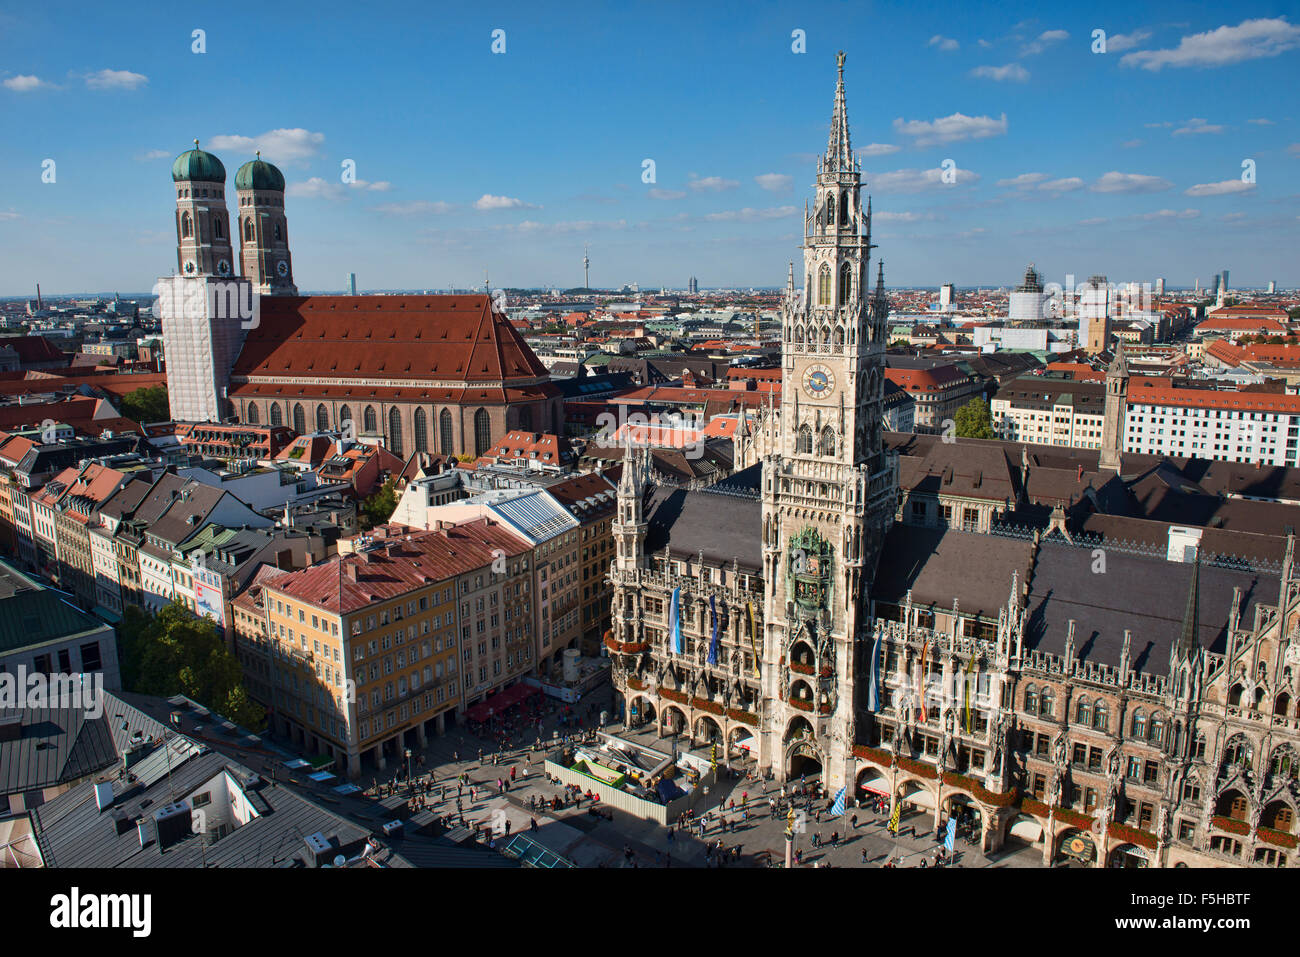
[{"x1": 1, "y1": 2, "x2": 1298, "y2": 295}]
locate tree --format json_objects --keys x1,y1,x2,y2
[
  {"x1": 360, "y1": 478, "x2": 399, "y2": 529},
  {"x1": 117, "y1": 601, "x2": 265, "y2": 730},
  {"x1": 953, "y1": 397, "x2": 995, "y2": 440},
  {"x1": 119, "y1": 385, "x2": 170, "y2": 423}
]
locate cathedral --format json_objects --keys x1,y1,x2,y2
[
  {"x1": 606, "y1": 53, "x2": 1300, "y2": 868},
  {"x1": 157, "y1": 145, "x2": 561, "y2": 456}
]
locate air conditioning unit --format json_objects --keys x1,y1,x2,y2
[{"x1": 152, "y1": 800, "x2": 193, "y2": 849}]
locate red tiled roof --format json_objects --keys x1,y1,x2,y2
[
  {"x1": 231, "y1": 294, "x2": 552, "y2": 386},
  {"x1": 1127, "y1": 383, "x2": 1300, "y2": 414},
  {"x1": 266, "y1": 519, "x2": 531, "y2": 614},
  {"x1": 885, "y1": 366, "x2": 970, "y2": 392}
]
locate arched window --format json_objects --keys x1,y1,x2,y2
[
  {"x1": 316, "y1": 404, "x2": 329, "y2": 432},
  {"x1": 794, "y1": 326, "x2": 804, "y2": 350},
  {"x1": 474, "y1": 408, "x2": 491, "y2": 457},
  {"x1": 826, "y1": 193, "x2": 836, "y2": 226},
  {"x1": 1076, "y1": 697, "x2": 1091, "y2": 725},
  {"x1": 243, "y1": 218, "x2": 254, "y2": 242},
  {"x1": 339, "y1": 404, "x2": 351, "y2": 433},
  {"x1": 274, "y1": 222, "x2": 282, "y2": 242},
  {"x1": 839, "y1": 262, "x2": 853, "y2": 306},
  {"x1": 1149, "y1": 713, "x2": 1165, "y2": 744},
  {"x1": 181, "y1": 212, "x2": 192, "y2": 239},
  {"x1": 292, "y1": 403, "x2": 306, "y2": 434},
  {"x1": 440, "y1": 408, "x2": 454, "y2": 456},
  {"x1": 818, "y1": 426, "x2": 836, "y2": 457},
  {"x1": 818, "y1": 265, "x2": 832, "y2": 306},
  {"x1": 363, "y1": 406, "x2": 377, "y2": 434},
  {"x1": 388, "y1": 407, "x2": 404, "y2": 458},
  {"x1": 795, "y1": 425, "x2": 813, "y2": 455},
  {"x1": 1132, "y1": 709, "x2": 1147, "y2": 739},
  {"x1": 1040, "y1": 688, "x2": 1054, "y2": 718},
  {"x1": 269, "y1": 403, "x2": 283, "y2": 427},
  {"x1": 213, "y1": 216, "x2": 224, "y2": 240},
  {"x1": 1225, "y1": 735, "x2": 1253, "y2": 769},
  {"x1": 1228, "y1": 683, "x2": 1244, "y2": 706},
  {"x1": 1277, "y1": 692, "x2": 1292, "y2": 718},
  {"x1": 1093, "y1": 699, "x2": 1107, "y2": 732},
  {"x1": 246, "y1": 402, "x2": 259, "y2": 425},
  {"x1": 839, "y1": 190, "x2": 849, "y2": 226},
  {"x1": 413, "y1": 408, "x2": 428, "y2": 453},
  {"x1": 1025, "y1": 685, "x2": 1038, "y2": 714}
]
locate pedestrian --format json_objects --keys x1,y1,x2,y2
[
  {"x1": 795, "y1": 849, "x2": 803, "y2": 866},
  {"x1": 530, "y1": 817, "x2": 538, "y2": 833},
  {"x1": 510, "y1": 766, "x2": 517, "y2": 782},
  {"x1": 812, "y1": 833, "x2": 821, "y2": 848},
  {"x1": 861, "y1": 848, "x2": 869, "y2": 865},
  {"x1": 850, "y1": 813, "x2": 858, "y2": 830},
  {"x1": 741, "y1": 791, "x2": 748, "y2": 806}
]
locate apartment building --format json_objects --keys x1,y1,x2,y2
[
  {"x1": 1123, "y1": 387, "x2": 1300, "y2": 467},
  {"x1": 992, "y1": 377, "x2": 1106, "y2": 450}
]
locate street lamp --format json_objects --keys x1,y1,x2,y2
[{"x1": 404, "y1": 747, "x2": 412, "y2": 792}]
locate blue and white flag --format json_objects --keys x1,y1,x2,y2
[
  {"x1": 866, "y1": 630, "x2": 884, "y2": 713},
  {"x1": 830, "y1": 785, "x2": 847, "y2": 818},
  {"x1": 707, "y1": 595, "x2": 720, "y2": 665},
  {"x1": 669, "y1": 586, "x2": 683, "y2": 655},
  {"x1": 944, "y1": 817, "x2": 956, "y2": 852}
]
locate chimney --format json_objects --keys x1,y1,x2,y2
[
  {"x1": 275, "y1": 548, "x2": 294, "y2": 571},
  {"x1": 345, "y1": 563, "x2": 359, "y2": 582}
]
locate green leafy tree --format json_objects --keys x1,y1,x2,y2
[
  {"x1": 119, "y1": 385, "x2": 170, "y2": 423},
  {"x1": 117, "y1": 600, "x2": 265, "y2": 730},
  {"x1": 360, "y1": 478, "x2": 399, "y2": 529},
  {"x1": 953, "y1": 397, "x2": 995, "y2": 440}
]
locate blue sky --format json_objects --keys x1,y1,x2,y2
[{"x1": 1, "y1": 0, "x2": 1298, "y2": 296}]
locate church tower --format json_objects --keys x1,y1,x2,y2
[
  {"x1": 172, "y1": 140, "x2": 234, "y2": 278},
  {"x1": 235, "y1": 153, "x2": 297, "y2": 295},
  {"x1": 758, "y1": 52, "x2": 898, "y2": 787},
  {"x1": 159, "y1": 142, "x2": 250, "y2": 423},
  {"x1": 1099, "y1": 341, "x2": 1129, "y2": 472}
]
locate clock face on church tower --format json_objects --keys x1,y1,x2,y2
[
  {"x1": 803, "y1": 363, "x2": 835, "y2": 399},
  {"x1": 276, "y1": 260, "x2": 289, "y2": 277}
]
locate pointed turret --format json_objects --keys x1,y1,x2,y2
[
  {"x1": 825, "y1": 50, "x2": 854, "y2": 173},
  {"x1": 1107, "y1": 339, "x2": 1129, "y2": 378},
  {"x1": 1174, "y1": 549, "x2": 1202, "y2": 663}
]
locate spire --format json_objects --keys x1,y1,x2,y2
[
  {"x1": 1176, "y1": 549, "x2": 1202, "y2": 657},
  {"x1": 825, "y1": 51, "x2": 853, "y2": 172},
  {"x1": 874, "y1": 259, "x2": 886, "y2": 299},
  {"x1": 1107, "y1": 339, "x2": 1129, "y2": 379}
]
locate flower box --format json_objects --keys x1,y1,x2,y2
[
  {"x1": 789, "y1": 697, "x2": 813, "y2": 712},
  {"x1": 941, "y1": 771, "x2": 1016, "y2": 808},
  {"x1": 1258, "y1": 826, "x2": 1297, "y2": 848},
  {"x1": 789, "y1": 661, "x2": 814, "y2": 676},
  {"x1": 897, "y1": 756, "x2": 938, "y2": 780},
  {"x1": 726, "y1": 708, "x2": 758, "y2": 724},
  {"x1": 1054, "y1": 807, "x2": 1094, "y2": 830},
  {"x1": 852, "y1": 744, "x2": 892, "y2": 766},
  {"x1": 691, "y1": 697, "x2": 724, "y2": 716},
  {"x1": 819, "y1": 667, "x2": 833, "y2": 678},
  {"x1": 1211, "y1": 815, "x2": 1250, "y2": 836},
  {"x1": 659, "y1": 687, "x2": 687, "y2": 704},
  {"x1": 818, "y1": 704, "x2": 832, "y2": 715},
  {"x1": 1108, "y1": 821, "x2": 1158, "y2": 850},
  {"x1": 1021, "y1": 797, "x2": 1050, "y2": 819},
  {"x1": 627, "y1": 677, "x2": 646, "y2": 691}
]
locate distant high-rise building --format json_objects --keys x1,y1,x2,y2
[
  {"x1": 939, "y1": 282, "x2": 954, "y2": 311},
  {"x1": 1221, "y1": 269, "x2": 1230, "y2": 292},
  {"x1": 1269, "y1": 280, "x2": 1277, "y2": 294},
  {"x1": 687, "y1": 275, "x2": 699, "y2": 295},
  {"x1": 1155, "y1": 277, "x2": 1165, "y2": 296},
  {"x1": 347, "y1": 272, "x2": 357, "y2": 296},
  {"x1": 1079, "y1": 275, "x2": 1111, "y2": 354}
]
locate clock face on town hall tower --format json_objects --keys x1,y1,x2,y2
[{"x1": 802, "y1": 363, "x2": 836, "y2": 399}]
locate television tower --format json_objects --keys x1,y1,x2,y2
[{"x1": 583, "y1": 243, "x2": 590, "y2": 291}]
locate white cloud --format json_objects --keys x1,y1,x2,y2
[
  {"x1": 1138, "y1": 208, "x2": 1201, "y2": 220},
  {"x1": 473, "y1": 194, "x2": 539, "y2": 210},
  {"x1": 1173, "y1": 118, "x2": 1225, "y2": 135},
  {"x1": 136, "y1": 149, "x2": 170, "y2": 161},
  {"x1": 647, "y1": 188, "x2": 686, "y2": 200},
  {"x1": 1288, "y1": 143, "x2": 1300, "y2": 156},
  {"x1": 874, "y1": 210, "x2": 942, "y2": 223},
  {"x1": 1039, "y1": 177, "x2": 1085, "y2": 192},
  {"x1": 83, "y1": 68, "x2": 147, "y2": 90},
  {"x1": 971, "y1": 63, "x2": 1030, "y2": 82},
  {"x1": 869, "y1": 166, "x2": 981, "y2": 193},
  {"x1": 929, "y1": 35, "x2": 959, "y2": 51},
  {"x1": 1122, "y1": 17, "x2": 1300, "y2": 70},
  {"x1": 1184, "y1": 179, "x2": 1256, "y2": 196},
  {"x1": 703, "y1": 206, "x2": 797, "y2": 222},
  {"x1": 287, "y1": 178, "x2": 344, "y2": 200},
  {"x1": 373, "y1": 200, "x2": 455, "y2": 215},
  {"x1": 351, "y1": 180, "x2": 392, "y2": 192},
  {"x1": 1247, "y1": 117, "x2": 1275, "y2": 124},
  {"x1": 502, "y1": 219, "x2": 627, "y2": 234},
  {"x1": 1105, "y1": 29, "x2": 1152, "y2": 52},
  {"x1": 1090, "y1": 171, "x2": 1174, "y2": 193},
  {"x1": 1221, "y1": 211, "x2": 1248, "y2": 221},
  {"x1": 997, "y1": 172, "x2": 1048, "y2": 188},
  {"x1": 1021, "y1": 29, "x2": 1069, "y2": 56},
  {"x1": 0, "y1": 211, "x2": 21, "y2": 221},
  {"x1": 893, "y1": 112, "x2": 1008, "y2": 147},
  {"x1": 1143, "y1": 121, "x2": 1173, "y2": 128},
  {"x1": 3, "y1": 74, "x2": 49, "y2": 91},
  {"x1": 1120, "y1": 139, "x2": 1144, "y2": 148},
  {"x1": 1079, "y1": 217, "x2": 1110, "y2": 226},
  {"x1": 754, "y1": 173, "x2": 792, "y2": 192},
  {"x1": 977, "y1": 39, "x2": 992, "y2": 48},
  {"x1": 208, "y1": 128, "x2": 325, "y2": 164},
  {"x1": 858, "y1": 143, "x2": 901, "y2": 157},
  {"x1": 688, "y1": 176, "x2": 740, "y2": 192}
]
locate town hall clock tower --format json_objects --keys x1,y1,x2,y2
[{"x1": 758, "y1": 52, "x2": 898, "y2": 788}]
